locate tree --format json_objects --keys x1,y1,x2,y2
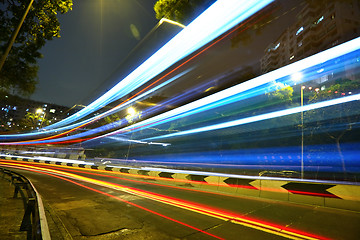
[
  {"x1": 0, "y1": 0, "x2": 72, "y2": 96},
  {"x1": 19, "y1": 111, "x2": 50, "y2": 130},
  {"x1": 265, "y1": 82, "x2": 294, "y2": 104},
  {"x1": 154, "y1": 0, "x2": 215, "y2": 25}
]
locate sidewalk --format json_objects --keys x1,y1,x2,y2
[{"x1": 0, "y1": 176, "x2": 27, "y2": 240}]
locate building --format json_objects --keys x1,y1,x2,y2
[
  {"x1": 261, "y1": 0, "x2": 360, "y2": 77},
  {"x1": 0, "y1": 93, "x2": 77, "y2": 131}
]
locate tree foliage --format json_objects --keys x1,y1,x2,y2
[
  {"x1": 19, "y1": 111, "x2": 49, "y2": 130},
  {"x1": 0, "y1": 0, "x2": 72, "y2": 96},
  {"x1": 266, "y1": 82, "x2": 294, "y2": 104},
  {"x1": 154, "y1": 0, "x2": 215, "y2": 25}
]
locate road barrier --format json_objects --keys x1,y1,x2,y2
[
  {"x1": 2, "y1": 155, "x2": 360, "y2": 212},
  {"x1": 0, "y1": 167, "x2": 51, "y2": 240}
]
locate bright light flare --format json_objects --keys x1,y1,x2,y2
[
  {"x1": 291, "y1": 72, "x2": 303, "y2": 82},
  {"x1": 127, "y1": 107, "x2": 136, "y2": 116}
]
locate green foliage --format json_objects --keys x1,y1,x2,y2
[
  {"x1": 308, "y1": 80, "x2": 359, "y2": 103},
  {"x1": 19, "y1": 111, "x2": 49, "y2": 130},
  {"x1": 265, "y1": 82, "x2": 294, "y2": 104},
  {"x1": 154, "y1": 0, "x2": 214, "y2": 25},
  {"x1": 0, "y1": 0, "x2": 72, "y2": 96}
]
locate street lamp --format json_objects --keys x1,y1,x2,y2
[
  {"x1": 291, "y1": 72, "x2": 304, "y2": 179},
  {"x1": 127, "y1": 107, "x2": 136, "y2": 116},
  {"x1": 300, "y1": 85, "x2": 305, "y2": 179},
  {"x1": 36, "y1": 108, "x2": 46, "y2": 129},
  {"x1": 36, "y1": 108, "x2": 43, "y2": 114}
]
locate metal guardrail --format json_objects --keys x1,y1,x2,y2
[{"x1": 0, "y1": 167, "x2": 51, "y2": 240}]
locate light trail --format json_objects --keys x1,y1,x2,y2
[
  {"x1": 145, "y1": 93, "x2": 360, "y2": 140},
  {"x1": 42, "y1": 0, "x2": 273, "y2": 130},
  {"x1": 0, "y1": 160, "x2": 330, "y2": 240},
  {"x1": 2, "y1": 5, "x2": 358, "y2": 147},
  {"x1": 0, "y1": 162, "x2": 224, "y2": 240},
  {"x1": 1, "y1": 160, "x2": 259, "y2": 193},
  {"x1": 0, "y1": 0, "x2": 274, "y2": 144},
  {"x1": 85, "y1": 37, "x2": 360, "y2": 143}
]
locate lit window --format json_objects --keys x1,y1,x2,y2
[
  {"x1": 316, "y1": 16, "x2": 324, "y2": 24},
  {"x1": 296, "y1": 26, "x2": 304, "y2": 35},
  {"x1": 50, "y1": 109, "x2": 56, "y2": 113},
  {"x1": 273, "y1": 42, "x2": 280, "y2": 50}
]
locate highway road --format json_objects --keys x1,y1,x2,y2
[{"x1": 1, "y1": 159, "x2": 360, "y2": 240}]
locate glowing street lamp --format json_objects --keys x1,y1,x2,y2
[
  {"x1": 36, "y1": 108, "x2": 46, "y2": 128},
  {"x1": 125, "y1": 107, "x2": 139, "y2": 125},
  {"x1": 36, "y1": 108, "x2": 43, "y2": 114},
  {"x1": 127, "y1": 107, "x2": 136, "y2": 116}
]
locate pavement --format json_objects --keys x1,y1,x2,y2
[
  {"x1": 0, "y1": 168, "x2": 72, "y2": 240},
  {"x1": 0, "y1": 175, "x2": 27, "y2": 240}
]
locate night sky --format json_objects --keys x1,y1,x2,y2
[{"x1": 31, "y1": 0, "x2": 158, "y2": 107}]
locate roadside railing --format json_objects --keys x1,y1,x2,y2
[{"x1": 0, "y1": 167, "x2": 51, "y2": 240}]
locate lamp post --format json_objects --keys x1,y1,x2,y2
[
  {"x1": 300, "y1": 85, "x2": 305, "y2": 179},
  {"x1": 291, "y1": 72, "x2": 304, "y2": 179},
  {"x1": 0, "y1": 0, "x2": 34, "y2": 72}
]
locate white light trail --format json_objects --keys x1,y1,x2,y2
[
  {"x1": 145, "y1": 94, "x2": 360, "y2": 140},
  {"x1": 93, "y1": 37, "x2": 360, "y2": 140},
  {"x1": 43, "y1": 0, "x2": 273, "y2": 130}
]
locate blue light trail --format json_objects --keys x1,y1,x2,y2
[{"x1": 44, "y1": 0, "x2": 274, "y2": 130}]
